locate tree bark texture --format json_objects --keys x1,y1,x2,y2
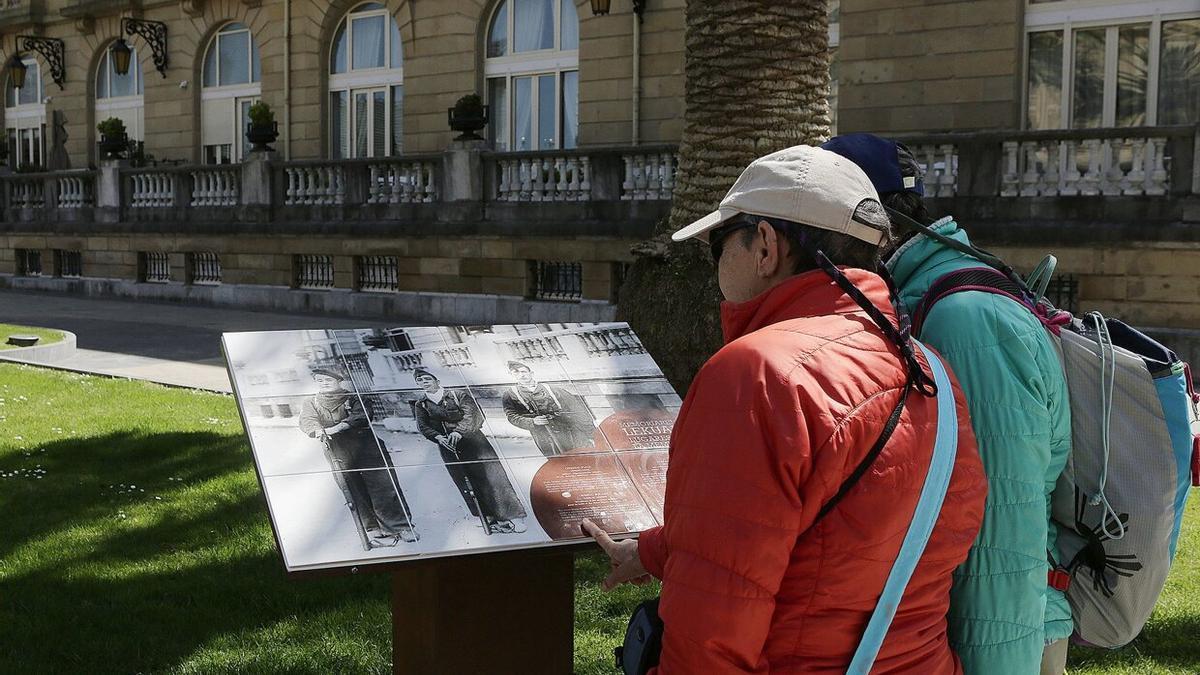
[{"x1": 618, "y1": 0, "x2": 832, "y2": 393}]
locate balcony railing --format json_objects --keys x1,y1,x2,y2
[
  {"x1": 1, "y1": 170, "x2": 96, "y2": 218},
  {"x1": 7, "y1": 175, "x2": 46, "y2": 210},
  {"x1": 1, "y1": 131, "x2": 1195, "y2": 233},
  {"x1": 190, "y1": 166, "x2": 240, "y2": 207},
  {"x1": 126, "y1": 168, "x2": 178, "y2": 208},
  {"x1": 893, "y1": 125, "x2": 1195, "y2": 201},
  {"x1": 491, "y1": 152, "x2": 592, "y2": 202},
  {"x1": 366, "y1": 159, "x2": 439, "y2": 204},
  {"x1": 1001, "y1": 135, "x2": 1169, "y2": 197},
  {"x1": 57, "y1": 174, "x2": 94, "y2": 208},
  {"x1": 282, "y1": 162, "x2": 345, "y2": 206}
]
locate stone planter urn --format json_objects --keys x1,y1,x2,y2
[
  {"x1": 448, "y1": 94, "x2": 489, "y2": 141},
  {"x1": 98, "y1": 132, "x2": 128, "y2": 159},
  {"x1": 247, "y1": 121, "x2": 279, "y2": 153}
]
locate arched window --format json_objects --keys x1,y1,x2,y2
[
  {"x1": 96, "y1": 45, "x2": 145, "y2": 148},
  {"x1": 485, "y1": 0, "x2": 579, "y2": 151},
  {"x1": 4, "y1": 58, "x2": 46, "y2": 169},
  {"x1": 201, "y1": 23, "x2": 262, "y2": 164},
  {"x1": 328, "y1": 3, "x2": 405, "y2": 158}
]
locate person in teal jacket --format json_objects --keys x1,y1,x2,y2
[{"x1": 824, "y1": 134, "x2": 1073, "y2": 675}]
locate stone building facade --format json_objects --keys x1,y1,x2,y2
[
  {"x1": 0, "y1": 0, "x2": 686, "y2": 165},
  {"x1": 1, "y1": 0, "x2": 1198, "y2": 332}
]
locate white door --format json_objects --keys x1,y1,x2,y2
[{"x1": 351, "y1": 87, "x2": 388, "y2": 158}]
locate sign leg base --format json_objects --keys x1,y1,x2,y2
[{"x1": 391, "y1": 549, "x2": 575, "y2": 674}]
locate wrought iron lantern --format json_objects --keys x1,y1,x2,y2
[
  {"x1": 589, "y1": 0, "x2": 611, "y2": 16},
  {"x1": 5, "y1": 52, "x2": 27, "y2": 90},
  {"x1": 110, "y1": 38, "x2": 133, "y2": 76}
]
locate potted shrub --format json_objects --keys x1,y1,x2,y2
[
  {"x1": 97, "y1": 117, "x2": 128, "y2": 159},
  {"x1": 447, "y1": 93, "x2": 489, "y2": 141},
  {"x1": 246, "y1": 101, "x2": 279, "y2": 153}
]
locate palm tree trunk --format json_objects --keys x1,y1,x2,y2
[{"x1": 618, "y1": 0, "x2": 832, "y2": 392}]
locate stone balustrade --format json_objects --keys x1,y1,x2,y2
[
  {"x1": 907, "y1": 143, "x2": 959, "y2": 197},
  {"x1": 190, "y1": 166, "x2": 240, "y2": 207},
  {"x1": 384, "y1": 344, "x2": 476, "y2": 371},
  {"x1": 387, "y1": 351, "x2": 425, "y2": 371},
  {"x1": 283, "y1": 163, "x2": 346, "y2": 206},
  {"x1": 499, "y1": 334, "x2": 568, "y2": 362},
  {"x1": 571, "y1": 324, "x2": 647, "y2": 357},
  {"x1": 621, "y1": 151, "x2": 678, "y2": 201},
  {"x1": 2, "y1": 130, "x2": 1195, "y2": 232},
  {"x1": 126, "y1": 169, "x2": 177, "y2": 208},
  {"x1": 367, "y1": 160, "x2": 439, "y2": 204},
  {"x1": 56, "y1": 174, "x2": 94, "y2": 208},
  {"x1": 492, "y1": 152, "x2": 592, "y2": 202},
  {"x1": 1001, "y1": 135, "x2": 1170, "y2": 198},
  {"x1": 6, "y1": 175, "x2": 46, "y2": 210},
  {"x1": 433, "y1": 345, "x2": 475, "y2": 368}
]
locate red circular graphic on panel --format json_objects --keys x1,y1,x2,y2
[
  {"x1": 530, "y1": 455, "x2": 657, "y2": 540},
  {"x1": 594, "y1": 409, "x2": 676, "y2": 451}
]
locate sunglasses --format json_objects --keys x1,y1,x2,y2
[
  {"x1": 708, "y1": 220, "x2": 758, "y2": 265},
  {"x1": 709, "y1": 217, "x2": 792, "y2": 264}
]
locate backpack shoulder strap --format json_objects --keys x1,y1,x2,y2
[
  {"x1": 846, "y1": 340, "x2": 960, "y2": 675},
  {"x1": 911, "y1": 267, "x2": 1032, "y2": 338}
]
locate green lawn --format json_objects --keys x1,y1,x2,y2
[
  {"x1": 0, "y1": 323, "x2": 64, "y2": 350},
  {"x1": 0, "y1": 363, "x2": 1196, "y2": 673}
]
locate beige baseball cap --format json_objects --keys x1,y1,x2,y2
[{"x1": 671, "y1": 144, "x2": 890, "y2": 246}]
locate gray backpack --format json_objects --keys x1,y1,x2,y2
[{"x1": 899, "y1": 210, "x2": 1199, "y2": 649}]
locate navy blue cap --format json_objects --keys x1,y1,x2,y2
[{"x1": 821, "y1": 133, "x2": 925, "y2": 197}]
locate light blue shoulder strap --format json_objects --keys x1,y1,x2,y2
[{"x1": 846, "y1": 340, "x2": 960, "y2": 674}]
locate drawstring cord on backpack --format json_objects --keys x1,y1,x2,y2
[{"x1": 1088, "y1": 311, "x2": 1126, "y2": 541}]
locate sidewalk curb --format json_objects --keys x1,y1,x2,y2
[
  {"x1": 0, "y1": 330, "x2": 77, "y2": 365},
  {"x1": 0, "y1": 357, "x2": 232, "y2": 395}
]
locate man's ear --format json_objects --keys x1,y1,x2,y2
[{"x1": 756, "y1": 220, "x2": 782, "y2": 278}]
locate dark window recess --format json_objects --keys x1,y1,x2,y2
[
  {"x1": 188, "y1": 252, "x2": 222, "y2": 284},
  {"x1": 139, "y1": 251, "x2": 170, "y2": 283},
  {"x1": 360, "y1": 328, "x2": 415, "y2": 352},
  {"x1": 296, "y1": 255, "x2": 335, "y2": 289},
  {"x1": 1045, "y1": 274, "x2": 1080, "y2": 314},
  {"x1": 529, "y1": 261, "x2": 583, "y2": 302},
  {"x1": 357, "y1": 255, "x2": 399, "y2": 292},
  {"x1": 611, "y1": 261, "x2": 631, "y2": 303},
  {"x1": 54, "y1": 250, "x2": 82, "y2": 278},
  {"x1": 16, "y1": 249, "x2": 42, "y2": 277}
]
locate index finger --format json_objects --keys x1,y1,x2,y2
[{"x1": 581, "y1": 519, "x2": 620, "y2": 555}]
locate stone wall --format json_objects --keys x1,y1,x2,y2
[
  {"x1": 992, "y1": 243, "x2": 1200, "y2": 329},
  {"x1": 7, "y1": 230, "x2": 1200, "y2": 332},
  {"x1": 578, "y1": 0, "x2": 685, "y2": 146},
  {"x1": 0, "y1": 230, "x2": 633, "y2": 301},
  {"x1": 838, "y1": 0, "x2": 1022, "y2": 133}
]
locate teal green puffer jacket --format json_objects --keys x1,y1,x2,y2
[{"x1": 887, "y1": 218, "x2": 1073, "y2": 674}]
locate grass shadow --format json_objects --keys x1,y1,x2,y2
[{"x1": 0, "y1": 429, "x2": 392, "y2": 673}]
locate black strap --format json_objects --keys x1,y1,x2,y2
[
  {"x1": 813, "y1": 372, "x2": 915, "y2": 525},
  {"x1": 780, "y1": 220, "x2": 937, "y2": 398},
  {"x1": 910, "y1": 267, "x2": 1028, "y2": 337},
  {"x1": 884, "y1": 206, "x2": 1034, "y2": 298}
]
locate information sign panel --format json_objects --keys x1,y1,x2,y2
[{"x1": 223, "y1": 323, "x2": 676, "y2": 573}]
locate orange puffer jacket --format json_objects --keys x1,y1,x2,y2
[{"x1": 637, "y1": 269, "x2": 987, "y2": 674}]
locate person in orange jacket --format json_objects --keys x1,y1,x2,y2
[{"x1": 585, "y1": 145, "x2": 988, "y2": 673}]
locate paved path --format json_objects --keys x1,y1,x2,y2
[{"x1": 0, "y1": 290, "x2": 395, "y2": 392}]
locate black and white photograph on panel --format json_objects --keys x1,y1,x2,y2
[{"x1": 223, "y1": 323, "x2": 677, "y2": 574}]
